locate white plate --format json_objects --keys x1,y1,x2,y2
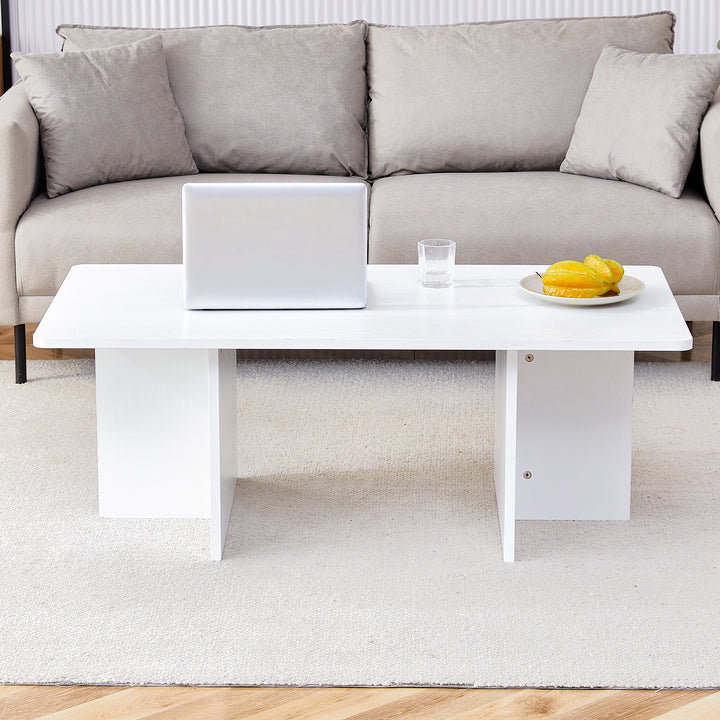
[{"x1": 519, "y1": 273, "x2": 645, "y2": 306}]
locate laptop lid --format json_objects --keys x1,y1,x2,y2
[{"x1": 182, "y1": 181, "x2": 368, "y2": 309}]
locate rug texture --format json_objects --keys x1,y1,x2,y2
[{"x1": 0, "y1": 358, "x2": 718, "y2": 688}]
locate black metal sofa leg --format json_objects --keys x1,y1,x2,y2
[
  {"x1": 712, "y1": 321, "x2": 720, "y2": 381},
  {"x1": 14, "y1": 324, "x2": 27, "y2": 384}
]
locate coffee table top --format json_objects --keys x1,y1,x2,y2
[{"x1": 34, "y1": 264, "x2": 692, "y2": 352}]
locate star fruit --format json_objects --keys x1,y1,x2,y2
[{"x1": 541, "y1": 256, "x2": 624, "y2": 298}]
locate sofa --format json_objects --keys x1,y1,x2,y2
[{"x1": 2, "y1": 10, "x2": 720, "y2": 383}]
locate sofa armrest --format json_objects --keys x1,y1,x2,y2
[
  {"x1": 699, "y1": 93, "x2": 720, "y2": 222},
  {"x1": 0, "y1": 83, "x2": 43, "y2": 325}
]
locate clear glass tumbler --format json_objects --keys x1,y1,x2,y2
[{"x1": 418, "y1": 239, "x2": 456, "y2": 288}]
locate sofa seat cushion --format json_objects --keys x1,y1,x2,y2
[
  {"x1": 57, "y1": 23, "x2": 368, "y2": 178},
  {"x1": 368, "y1": 172, "x2": 720, "y2": 296},
  {"x1": 367, "y1": 12, "x2": 674, "y2": 178},
  {"x1": 15, "y1": 174, "x2": 367, "y2": 297}
]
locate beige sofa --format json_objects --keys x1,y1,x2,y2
[{"x1": 2, "y1": 11, "x2": 720, "y2": 382}]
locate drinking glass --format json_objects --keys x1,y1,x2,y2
[{"x1": 418, "y1": 239, "x2": 456, "y2": 288}]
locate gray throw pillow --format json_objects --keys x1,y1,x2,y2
[
  {"x1": 57, "y1": 23, "x2": 369, "y2": 177},
  {"x1": 12, "y1": 35, "x2": 197, "y2": 198},
  {"x1": 561, "y1": 45, "x2": 720, "y2": 198}
]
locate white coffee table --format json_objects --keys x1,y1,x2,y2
[{"x1": 34, "y1": 264, "x2": 692, "y2": 561}]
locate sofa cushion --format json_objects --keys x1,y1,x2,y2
[
  {"x1": 561, "y1": 45, "x2": 720, "y2": 198},
  {"x1": 368, "y1": 172, "x2": 720, "y2": 296},
  {"x1": 11, "y1": 35, "x2": 197, "y2": 198},
  {"x1": 367, "y1": 12, "x2": 675, "y2": 179},
  {"x1": 15, "y1": 174, "x2": 369, "y2": 297},
  {"x1": 57, "y1": 22, "x2": 368, "y2": 178}
]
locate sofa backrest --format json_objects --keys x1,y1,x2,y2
[
  {"x1": 58, "y1": 13, "x2": 677, "y2": 183},
  {"x1": 57, "y1": 22, "x2": 368, "y2": 178},
  {"x1": 367, "y1": 12, "x2": 675, "y2": 178}
]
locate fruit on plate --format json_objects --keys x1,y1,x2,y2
[
  {"x1": 541, "y1": 256, "x2": 625, "y2": 298},
  {"x1": 542, "y1": 261, "x2": 610, "y2": 298},
  {"x1": 583, "y1": 254, "x2": 624, "y2": 293}
]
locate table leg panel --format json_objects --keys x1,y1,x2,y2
[
  {"x1": 495, "y1": 350, "x2": 634, "y2": 562},
  {"x1": 514, "y1": 350, "x2": 634, "y2": 521},
  {"x1": 96, "y1": 348, "x2": 216, "y2": 518},
  {"x1": 210, "y1": 348, "x2": 238, "y2": 561},
  {"x1": 494, "y1": 350, "x2": 518, "y2": 562}
]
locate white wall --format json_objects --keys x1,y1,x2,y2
[{"x1": 7, "y1": 0, "x2": 720, "y2": 59}]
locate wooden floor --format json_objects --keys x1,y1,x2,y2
[
  {"x1": 1, "y1": 686, "x2": 719, "y2": 720},
  {"x1": 1, "y1": 323, "x2": 717, "y2": 718}
]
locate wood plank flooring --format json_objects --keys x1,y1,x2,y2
[
  {"x1": 1, "y1": 322, "x2": 717, "y2": 717},
  {"x1": 1, "y1": 686, "x2": 720, "y2": 719}
]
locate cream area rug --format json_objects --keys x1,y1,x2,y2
[{"x1": 0, "y1": 358, "x2": 718, "y2": 688}]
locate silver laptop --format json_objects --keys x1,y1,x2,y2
[{"x1": 182, "y1": 181, "x2": 368, "y2": 310}]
